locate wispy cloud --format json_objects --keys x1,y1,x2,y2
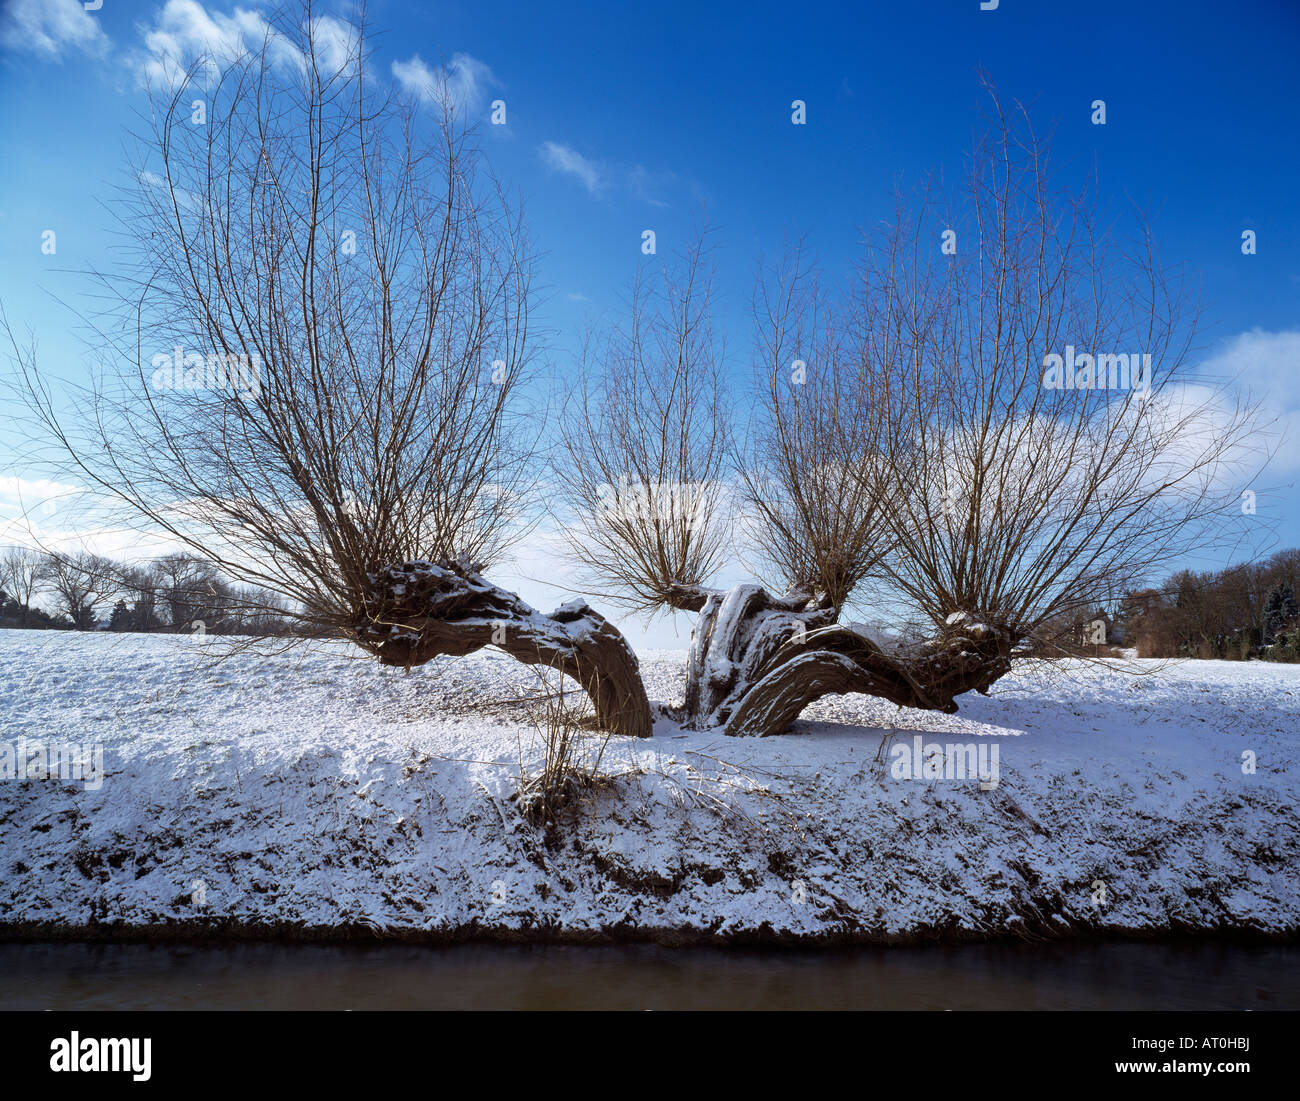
[
  {"x1": 539, "y1": 141, "x2": 604, "y2": 195},
  {"x1": 307, "y1": 14, "x2": 359, "y2": 76},
  {"x1": 1197, "y1": 329, "x2": 1300, "y2": 472},
  {"x1": 0, "y1": 0, "x2": 110, "y2": 61},
  {"x1": 627, "y1": 164, "x2": 673, "y2": 208},
  {"x1": 132, "y1": 1, "x2": 355, "y2": 89},
  {"x1": 539, "y1": 147, "x2": 674, "y2": 205},
  {"x1": 391, "y1": 51, "x2": 499, "y2": 117}
]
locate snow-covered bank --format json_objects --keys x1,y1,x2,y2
[{"x1": 1, "y1": 630, "x2": 1297, "y2": 943}]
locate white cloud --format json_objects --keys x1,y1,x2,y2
[
  {"x1": 0, "y1": 0, "x2": 110, "y2": 60},
  {"x1": 391, "y1": 51, "x2": 499, "y2": 117},
  {"x1": 133, "y1": 1, "x2": 356, "y2": 89},
  {"x1": 488, "y1": 512, "x2": 695, "y2": 654},
  {"x1": 0, "y1": 476, "x2": 96, "y2": 554},
  {"x1": 306, "y1": 14, "x2": 359, "y2": 77},
  {"x1": 136, "y1": 0, "x2": 256, "y2": 86},
  {"x1": 1196, "y1": 329, "x2": 1300, "y2": 400},
  {"x1": 1194, "y1": 329, "x2": 1300, "y2": 473},
  {"x1": 539, "y1": 141, "x2": 603, "y2": 195},
  {"x1": 0, "y1": 476, "x2": 81, "y2": 520},
  {"x1": 133, "y1": 5, "x2": 491, "y2": 122}
]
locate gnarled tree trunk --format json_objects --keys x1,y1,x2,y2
[
  {"x1": 355, "y1": 559, "x2": 653, "y2": 739},
  {"x1": 678, "y1": 582, "x2": 1017, "y2": 736},
  {"x1": 682, "y1": 583, "x2": 832, "y2": 728},
  {"x1": 356, "y1": 562, "x2": 1016, "y2": 741}
]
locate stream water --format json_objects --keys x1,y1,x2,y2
[{"x1": 2, "y1": 939, "x2": 1296, "y2": 1010}]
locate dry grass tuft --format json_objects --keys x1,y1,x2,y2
[{"x1": 514, "y1": 664, "x2": 621, "y2": 828}]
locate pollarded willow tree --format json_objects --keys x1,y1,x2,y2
[
  {"x1": 554, "y1": 85, "x2": 1263, "y2": 735},
  {"x1": 5, "y1": 4, "x2": 652, "y2": 736}
]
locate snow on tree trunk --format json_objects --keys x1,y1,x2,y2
[
  {"x1": 682, "y1": 584, "x2": 834, "y2": 729},
  {"x1": 356, "y1": 559, "x2": 653, "y2": 739},
  {"x1": 681, "y1": 585, "x2": 1017, "y2": 736}
]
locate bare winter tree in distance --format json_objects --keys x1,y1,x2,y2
[
  {"x1": 37, "y1": 551, "x2": 119, "y2": 631},
  {"x1": 0, "y1": 546, "x2": 46, "y2": 628}
]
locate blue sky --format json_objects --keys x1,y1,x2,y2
[{"x1": 0, "y1": 0, "x2": 1297, "y2": 648}]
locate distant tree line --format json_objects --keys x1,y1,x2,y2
[
  {"x1": 1115, "y1": 548, "x2": 1300, "y2": 662},
  {"x1": 0, "y1": 547, "x2": 298, "y2": 635}
]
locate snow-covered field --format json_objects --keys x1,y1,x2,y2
[{"x1": 1, "y1": 629, "x2": 1297, "y2": 943}]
